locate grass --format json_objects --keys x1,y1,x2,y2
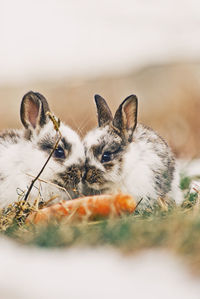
[{"x1": 1, "y1": 175, "x2": 200, "y2": 274}]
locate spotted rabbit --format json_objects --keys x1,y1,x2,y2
[
  {"x1": 0, "y1": 91, "x2": 85, "y2": 207},
  {"x1": 83, "y1": 94, "x2": 182, "y2": 208}
]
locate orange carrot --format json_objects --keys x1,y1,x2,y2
[{"x1": 26, "y1": 193, "x2": 136, "y2": 225}]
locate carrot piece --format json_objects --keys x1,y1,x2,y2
[{"x1": 26, "y1": 193, "x2": 136, "y2": 225}]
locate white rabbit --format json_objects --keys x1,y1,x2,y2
[
  {"x1": 83, "y1": 94, "x2": 183, "y2": 208},
  {"x1": 0, "y1": 91, "x2": 85, "y2": 208}
]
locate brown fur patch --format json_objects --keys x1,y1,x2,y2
[
  {"x1": 85, "y1": 166, "x2": 106, "y2": 185},
  {"x1": 58, "y1": 164, "x2": 83, "y2": 188}
]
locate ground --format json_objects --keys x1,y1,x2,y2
[{"x1": 0, "y1": 127, "x2": 199, "y2": 299}]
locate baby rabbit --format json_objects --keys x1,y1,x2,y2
[
  {"x1": 83, "y1": 94, "x2": 183, "y2": 208},
  {"x1": 0, "y1": 91, "x2": 85, "y2": 208}
]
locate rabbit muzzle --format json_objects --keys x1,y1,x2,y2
[
  {"x1": 83, "y1": 165, "x2": 106, "y2": 190},
  {"x1": 55, "y1": 164, "x2": 83, "y2": 191}
]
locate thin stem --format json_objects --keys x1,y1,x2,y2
[
  {"x1": 25, "y1": 173, "x2": 72, "y2": 200},
  {"x1": 24, "y1": 113, "x2": 62, "y2": 202},
  {"x1": 135, "y1": 198, "x2": 143, "y2": 210},
  {"x1": 24, "y1": 134, "x2": 61, "y2": 202}
]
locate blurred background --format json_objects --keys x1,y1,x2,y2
[
  {"x1": 1, "y1": 3, "x2": 200, "y2": 297},
  {"x1": 1, "y1": 0, "x2": 200, "y2": 158}
]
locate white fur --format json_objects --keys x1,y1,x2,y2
[
  {"x1": 0, "y1": 121, "x2": 85, "y2": 208},
  {"x1": 84, "y1": 124, "x2": 183, "y2": 206}
]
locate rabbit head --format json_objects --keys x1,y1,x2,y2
[
  {"x1": 83, "y1": 94, "x2": 182, "y2": 206},
  {"x1": 0, "y1": 91, "x2": 85, "y2": 206},
  {"x1": 20, "y1": 91, "x2": 85, "y2": 191},
  {"x1": 83, "y1": 94, "x2": 137, "y2": 192}
]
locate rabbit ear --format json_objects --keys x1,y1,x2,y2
[
  {"x1": 94, "y1": 94, "x2": 113, "y2": 127},
  {"x1": 20, "y1": 91, "x2": 50, "y2": 131},
  {"x1": 113, "y1": 95, "x2": 138, "y2": 142}
]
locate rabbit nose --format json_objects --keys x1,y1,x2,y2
[
  {"x1": 82, "y1": 170, "x2": 87, "y2": 181},
  {"x1": 82, "y1": 163, "x2": 90, "y2": 181},
  {"x1": 59, "y1": 165, "x2": 83, "y2": 187},
  {"x1": 84, "y1": 166, "x2": 105, "y2": 185}
]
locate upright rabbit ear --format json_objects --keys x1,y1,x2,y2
[
  {"x1": 113, "y1": 95, "x2": 138, "y2": 142},
  {"x1": 20, "y1": 91, "x2": 50, "y2": 131},
  {"x1": 94, "y1": 94, "x2": 113, "y2": 127}
]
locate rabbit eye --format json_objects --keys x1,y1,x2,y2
[
  {"x1": 101, "y1": 151, "x2": 112, "y2": 163},
  {"x1": 54, "y1": 146, "x2": 65, "y2": 159}
]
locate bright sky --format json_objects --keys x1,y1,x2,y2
[{"x1": 1, "y1": 0, "x2": 200, "y2": 83}]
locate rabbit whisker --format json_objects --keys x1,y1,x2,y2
[{"x1": 25, "y1": 173, "x2": 72, "y2": 200}]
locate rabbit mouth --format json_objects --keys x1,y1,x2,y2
[
  {"x1": 82, "y1": 181, "x2": 114, "y2": 196},
  {"x1": 85, "y1": 182, "x2": 104, "y2": 190},
  {"x1": 53, "y1": 165, "x2": 83, "y2": 194},
  {"x1": 83, "y1": 172, "x2": 112, "y2": 192}
]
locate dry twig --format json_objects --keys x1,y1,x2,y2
[{"x1": 24, "y1": 112, "x2": 62, "y2": 202}]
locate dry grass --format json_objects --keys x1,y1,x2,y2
[
  {"x1": 0, "y1": 61, "x2": 200, "y2": 274},
  {"x1": 1, "y1": 174, "x2": 200, "y2": 275}
]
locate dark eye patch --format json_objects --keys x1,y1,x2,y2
[
  {"x1": 61, "y1": 138, "x2": 72, "y2": 152},
  {"x1": 101, "y1": 145, "x2": 123, "y2": 164},
  {"x1": 39, "y1": 137, "x2": 55, "y2": 153},
  {"x1": 91, "y1": 142, "x2": 106, "y2": 158},
  {"x1": 92, "y1": 142, "x2": 121, "y2": 158},
  {"x1": 107, "y1": 143, "x2": 121, "y2": 153},
  {"x1": 91, "y1": 141, "x2": 123, "y2": 164},
  {"x1": 54, "y1": 146, "x2": 65, "y2": 159},
  {"x1": 39, "y1": 135, "x2": 71, "y2": 159}
]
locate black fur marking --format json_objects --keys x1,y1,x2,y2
[
  {"x1": 90, "y1": 128, "x2": 124, "y2": 163},
  {"x1": 101, "y1": 145, "x2": 124, "y2": 164},
  {"x1": 84, "y1": 126, "x2": 126, "y2": 189},
  {"x1": 38, "y1": 135, "x2": 72, "y2": 160},
  {"x1": 0, "y1": 130, "x2": 21, "y2": 144},
  {"x1": 38, "y1": 135, "x2": 55, "y2": 153},
  {"x1": 61, "y1": 138, "x2": 72, "y2": 153}
]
